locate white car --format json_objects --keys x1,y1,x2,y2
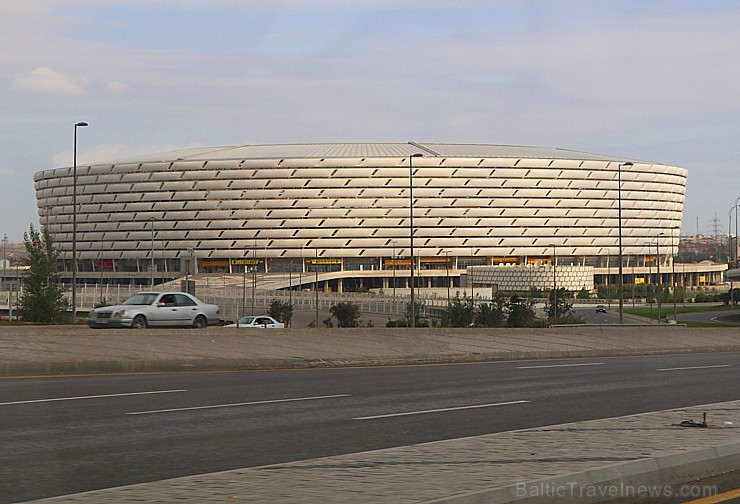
[
  {"x1": 88, "y1": 292, "x2": 220, "y2": 329},
  {"x1": 225, "y1": 315, "x2": 284, "y2": 328}
]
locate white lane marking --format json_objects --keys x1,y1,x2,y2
[
  {"x1": 127, "y1": 393, "x2": 350, "y2": 415},
  {"x1": 517, "y1": 362, "x2": 604, "y2": 369},
  {"x1": 353, "y1": 400, "x2": 530, "y2": 420},
  {"x1": 657, "y1": 365, "x2": 732, "y2": 372},
  {"x1": 0, "y1": 389, "x2": 187, "y2": 406}
]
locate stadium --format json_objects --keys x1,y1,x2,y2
[{"x1": 32, "y1": 142, "x2": 726, "y2": 293}]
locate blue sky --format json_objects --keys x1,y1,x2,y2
[{"x1": 2, "y1": 0, "x2": 740, "y2": 242}]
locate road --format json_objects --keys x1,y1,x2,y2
[{"x1": 1, "y1": 352, "x2": 738, "y2": 503}]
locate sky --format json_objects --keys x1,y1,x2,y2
[{"x1": 2, "y1": 0, "x2": 740, "y2": 242}]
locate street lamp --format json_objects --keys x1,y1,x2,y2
[
  {"x1": 735, "y1": 196, "x2": 740, "y2": 268},
  {"x1": 391, "y1": 240, "x2": 397, "y2": 301},
  {"x1": 551, "y1": 244, "x2": 557, "y2": 322},
  {"x1": 672, "y1": 227, "x2": 679, "y2": 321},
  {"x1": 656, "y1": 234, "x2": 663, "y2": 324},
  {"x1": 618, "y1": 161, "x2": 633, "y2": 324},
  {"x1": 2, "y1": 233, "x2": 7, "y2": 291},
  {"x1": 72, "y1": 121, "x2": 88, "y2": 322},
  {"x1": 408, "y1": 152, "x2": 423, "y2": 328},
  {"x1": 150, "y1": 217, "x2": 155, "y2": 288},
  {"x1": 443, "y1": 250, "x2": 451, "y2": 312}
]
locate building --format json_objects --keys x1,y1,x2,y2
[{"x1": 33, "y1": 142, "x2": 726, "y2": 291}]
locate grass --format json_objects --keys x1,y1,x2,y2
[
  {"x1": 624, "y1": 304, "x2": 738, "y2": 318},
  {"x1": 682, "y1": 321, "x2": 734, "y2": 328}
]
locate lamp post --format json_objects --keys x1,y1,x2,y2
[
  {"x1": 735, "y1": 196, "x2": 740, "y2": 268},
  {"x1": 241, "y1": 257, "x2": 246, "y2": 318},
  {"x1": 150, "y1": 217, "x2": 155, "y2": 288},
  {"x1": 251, "y1": 241, "x2": 256, "y2": 316},
  {"x1": 672, "y1": 227, "x2": 678, "y2": 321},
  {"x1": 648, "y1": 245, "x2": 654, "y2": 321},
  {"x1": 72, "y1": 121, "x2": 88, "y2": 322},
  {"x1": 470, "y1": 247, "x2": 475, "y2": 304},
  {"x1": 656, "y1": 234, "x2": 663, "y2": 324},
  {"x1": 606, "y1": 251, "x2": 611, "y2": 310},
  {"x1": 391, "y1": 240, "x2": 397, "y2": 302},
  {"x1": 733, "y1": 196, "x2": 740, "y2": 268},
  {"x1": 618, "y1": 162, "x2": 633, "y2": 324},
  {"x1": 552, "y1": 244, "x2": 557, "y2": 322},
  {"x1": 443, "y1": 250, "x2": 451, "y2": 311},
  {"x1": 314, "y1": 248, "x2": 319, "y2": 328},
  {"x1": 2, "y1": 233, "x2": 7, "y2": 291},
  {"x1": 408, "y1": 152, "x2": 423, "y2": 328}
]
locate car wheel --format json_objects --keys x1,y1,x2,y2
[
  {"x1": 192, "y1": 315, "x2": 207, "y2": 329},
  {"x1": 132, "y1": 315, "x2": 147, "y2": 329}
]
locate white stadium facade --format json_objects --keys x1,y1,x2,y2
[{"x1": 33, "y1": 142, "x2": 727, "y2": 292}]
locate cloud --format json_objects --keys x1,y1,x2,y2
[
  {"x1": 12, "y1": 66, "x2": 85, "y2": 95},
  {"x1": 0, "y1": 165, "x2": 16, "y2": 178},
  {"x1": 105, "y1": 80, "x2": 129, "y2": 94}
]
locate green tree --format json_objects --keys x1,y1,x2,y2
[
  {"x1": 474, "y1": 292, "x2": 506, "y2": 327},
  {"x1": 268, "y1": 299, "x2": 294, "y2": 326},
  {"x1": 544, "y1": 288, "x2": 575, "y2": 323},
  {"x1": 576, "y1": 288, "x2": 591, "y2": 300},
  {"x1": 329, "y1": 302, "x2": 361, "y2": 327},
  {"x1": 507, "y1": 295, "x2": 538, "y2": 327},
  {"x1": 17, "y1": 225, "x2": 68, "y2": 323},
  {"x1": 444, "y1": 293, "x2": 474, "y2": 327},
  {"x1": 404, "y1": 299, "x2": 429, "y2": 327}
]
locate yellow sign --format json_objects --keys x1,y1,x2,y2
[
  {"x1": 634, "y1": 277, "x2": 645, "y2": 285},
  {"x1": 308, "y1": 258, "x2": 341, "y2": 265},
  {"x1": 231, "y1": 259, "x2": 262, "y2": 265}
]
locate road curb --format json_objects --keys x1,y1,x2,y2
[
  {"x1": 425, "y1": 441, "x2": 740, "y2": 503},
  {"x1": 3, "y1": 345, "x2": 740, "y2": 377}
]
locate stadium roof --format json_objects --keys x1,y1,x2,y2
[{"x1": 99, "y1": 142, "x2": 638, "y2": 165}]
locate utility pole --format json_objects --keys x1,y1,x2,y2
[{"x1": 2, "y1": 233, "x2": 7, "y2": 292}]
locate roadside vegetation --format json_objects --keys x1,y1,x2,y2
[{"x1": 16, "y1": 225, "x2": 68, "y2": 323}]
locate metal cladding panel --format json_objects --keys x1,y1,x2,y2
[{"x1": 36, "y1": 142, "x2": 686, "y2": 264}]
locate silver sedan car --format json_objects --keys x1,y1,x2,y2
[{"x1": 88, "y1": 292, "x2": 220, "y2": 329}]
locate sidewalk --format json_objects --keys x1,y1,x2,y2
[{"x1": 26, "y1": 400, "x2": 740, "y2": 503}]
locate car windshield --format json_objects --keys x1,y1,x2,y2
[
  {"x1": 239, "y1": 317, "x2": 256, "y2": 324},
  {"x1": 123, "y1": 293, "x2": 159, "y2": 306}
]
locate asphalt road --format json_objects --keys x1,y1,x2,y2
[{"x1": 1, "y1": 352, "x2": 738, "y2": 503}]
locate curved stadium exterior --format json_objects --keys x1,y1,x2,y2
[{"x1": 34, "y1": 142, "x2": 696, "y2": 290}]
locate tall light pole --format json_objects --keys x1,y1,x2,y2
[
  {"x1": 734, "y1": 196, "x2": 740, "y2": 268},
  {"x1": 2, "y1": 233, "x2": 7, "y2": 291},
  {"x1": 408, "y1": 152, "x2": 423, "y2": 328},
  {"x1": 314, "y1": 248, "x2": 319, "y2": 328},
  {"x1": 443, "y1": 250, "x2": 451, "y2": 312},
  {"x1": 552, "y1": 244, "x2": 557, "y2": 322},
  {"x1": 391, "y1": 240, "x2": 397, "y2": 301},
  {"x1": 150, "y1": 217, "x2": 155, "y2": 288},
  {"x1": 470, "y1": 247, "x2": 475, "y2": 304},
  {"x1": 672, "y1": 227, "x2": 678, "y2": 321},
  {"x1": 618, "y1": 161, "x2": 633, "y2": 324},
  {"x1": 656, "y1": 234, "x2": 663, "y2": 324},
  {"x1": 72, "y1": 121, "x2": 88, "y2": 322},
  {"x1": 251, "y1": 241, "x2": 256, "y2": 316}
]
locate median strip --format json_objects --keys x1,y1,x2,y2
[
  {"x1": 0, "y1": 389, "x2": 187, "y2": 406},
  {"x1": 517, "y1": 362, "x2": 605, "y2": 369},
  {"x1": 657, "y1": 365, "x2": 732, "y2": 372},
  {"x1": 353, "y1": 400, "x2": 530, "y2": 420},
  {"x1": 126, "y1": 393, "x2": 350, "y2": 415}
]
